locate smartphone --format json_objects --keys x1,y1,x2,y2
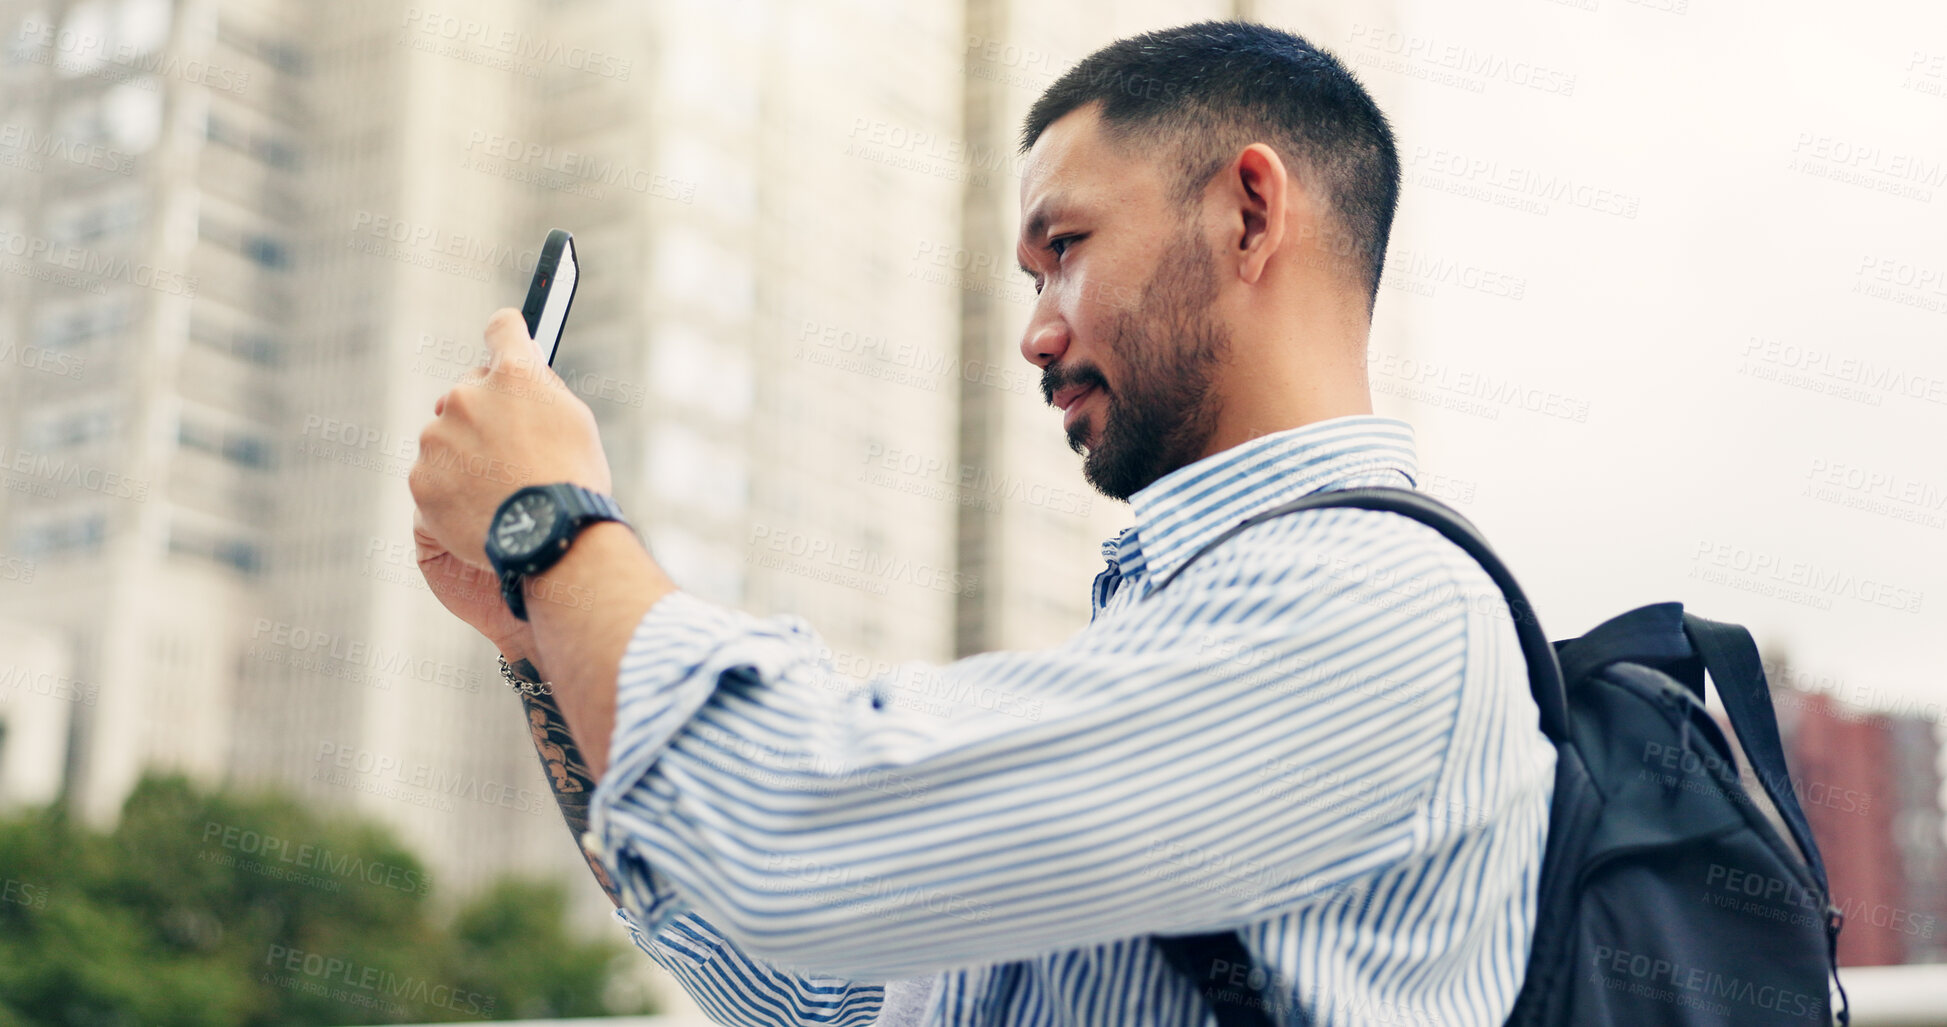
[{"x1": 520, "y1": 228, "x2": 577, "y2": 366}]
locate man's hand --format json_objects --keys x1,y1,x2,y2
[
  {"x1": 414, "y1": 507, "x2": 534, "y2": 661},
  {"x1": 409, "y1": 308, "x2": 614, "y2": 568}
]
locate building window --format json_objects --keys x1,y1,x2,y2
[
  {"x1": 25, "y1": 405, "x2": 120, "y2": 450},
  {"x1": 178, "y1": 416, "x2": 274, "y2": 470},
  {"x1": 167, "y1": 524, "x2": 261, "y2": 575},
  {"x1": 17, "y1": 514, "x2": 107, "y2": 558},
  {"x1": 244, "y1": 235, "x2": 289, "y2": 269},
  {"x1": 188, "y1": 315, "x2": 281, "y2": 367},
  {"x1": 36, "y1": 298, "x2": 133, "y2": 349}
]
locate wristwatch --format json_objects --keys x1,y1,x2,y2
[{"x1": 484, "y1": 483, "x2": 629, "y2": 620}]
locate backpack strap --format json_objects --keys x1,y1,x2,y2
[
  {"x1": 1681, "y1": 614, "x2": 1850, "y2": 1024},
  {"x1": 1679, "y1": 614, "x2": 1829, "y2": 885}
]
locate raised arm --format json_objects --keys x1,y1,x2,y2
[
  {"x1": 561, "y1": 513, "x2": 1536, "y2": 983},
  {"x1": 405, "y1": 310, "x2": 889, "y2": 1026}
]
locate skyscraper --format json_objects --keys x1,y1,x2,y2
[{"x1": 0, "y1": 0, "x2": 1132, "y2": 914}]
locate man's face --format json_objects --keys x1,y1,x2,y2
[{"x1": 1017, "y1": 106, "x2": 1232, "y2": 502}]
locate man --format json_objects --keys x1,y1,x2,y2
[{"x1": 410, "y1": 20, "x2": 1555, "y2": 1027}]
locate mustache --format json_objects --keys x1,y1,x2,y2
[{"x1": 1041, "y1": 363, "x2": 1111, "y2": 407}]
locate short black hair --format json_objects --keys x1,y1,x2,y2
[{"x1": 1021, "y1": 21, "x2": 1400, "y2": 312}]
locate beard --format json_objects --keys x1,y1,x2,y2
[{"x1": 1045, "y1": 228, "x2": 1231, "y2": 503}]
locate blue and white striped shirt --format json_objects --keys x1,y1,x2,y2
[{"x1": 586, "y1": 414, "x2": 1556, "y2": 1026}]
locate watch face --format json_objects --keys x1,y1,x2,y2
[{"x1": 494, "y1": 491, "x2": 560, "y2": 560}]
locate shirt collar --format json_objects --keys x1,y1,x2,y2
[{"x1": 1103, "y1": 415, "x2": 1419, "y2": 593}]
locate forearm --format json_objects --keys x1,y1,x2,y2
[
  {"x1": 510, "y1": 663, "x2": 622, "y2": 906},
  {"x1": 524, "y1": 520, "x2": 676, "y2": 778}
]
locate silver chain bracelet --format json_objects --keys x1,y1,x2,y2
[{"x1": 498, "y1": 654, "x2": 553, "y2": 696}]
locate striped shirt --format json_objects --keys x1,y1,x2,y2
[{"x1": 586, "y1": 414, "x2": 1556, "y2": 1027}]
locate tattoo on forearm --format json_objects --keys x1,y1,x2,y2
[{"x1": 516, "y1": 660, "x2": 622, "y2": 906}]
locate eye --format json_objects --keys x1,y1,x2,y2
[{"x1": 1049, "y1": 234, "x2": 1082, "y2": 259}]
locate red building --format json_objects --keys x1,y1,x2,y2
[{"x1": 1767, "y1": 689, "x2": 1947, "y2": 966}]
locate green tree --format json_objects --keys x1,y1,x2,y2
[{"x1": 0, "y1": 773, "x2": 653, "y2": 1025}]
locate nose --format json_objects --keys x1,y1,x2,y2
[{"x1": 1019, "y1": 310, "x2": 1069, "y2": 370}]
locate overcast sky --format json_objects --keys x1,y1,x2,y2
[{"x1": 1335, "y1": 0, "x2": 1946, "y2": 727}]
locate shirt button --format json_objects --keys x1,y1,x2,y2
[{"x1": 581, "y1": 831, "x2": 602, "y2": 857}]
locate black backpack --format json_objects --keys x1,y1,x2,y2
[{"x1": 1148, "y1": 488, "x2": 1850, "y2": 1027}]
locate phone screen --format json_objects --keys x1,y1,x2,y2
[{"x1": 532, "y1": 236, "x2": 576, "y2": 365}]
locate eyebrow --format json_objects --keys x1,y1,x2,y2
[
  {"x1": 1022, "y1": 202, "x2": 1055, "y2": 246},
  {"x1": 1017, "y1": 197, "x2": 1069, "y2": 278}
]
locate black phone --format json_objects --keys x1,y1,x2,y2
[{"x1": 520, "y1": 229, "x2": 577, "y2": 366}]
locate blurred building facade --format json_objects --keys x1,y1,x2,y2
[
  {"x1": 0, "y1": 0, "x2": 1135, "y2": 912},
  {"x1": 9, "y1": 0, "x2": 1941, "y2": 1000},
  {"x1": 1775, "y1": 688, "x2": 1947, "y2": 966}
]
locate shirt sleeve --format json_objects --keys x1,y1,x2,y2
[
  {"x1": 612, "y1": 905, "x2": 885, "y2": 1026},
  {"x1": 586, "y1": 514, "x2": 1494, "y2": 982}
]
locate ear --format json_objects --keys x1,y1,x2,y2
[{"x1": 1230, "y1": 143, "x2": 1289, "y2": 286}]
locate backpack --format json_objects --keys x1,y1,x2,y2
[{"x1": 1147, "y1": 488, "x2": 1850, "y2": 1027}]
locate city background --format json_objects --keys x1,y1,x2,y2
[{"x1": 0, "y1": 0, "x2": 1942, "y2": 1022}]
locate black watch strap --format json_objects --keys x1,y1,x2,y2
[{"x1": 498, "y1": 484, "x2": 628, "y2": 621}]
